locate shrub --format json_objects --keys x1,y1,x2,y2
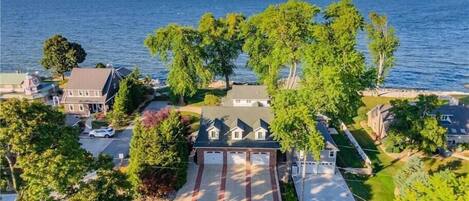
[
  {"x1": 204, "y1": 94, "x2": 220, "y2": 106},
  {"x1": 384, "y1": 131, "x2": 407, "y2": 153}
]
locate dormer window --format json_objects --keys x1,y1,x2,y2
[
  {"x1": 68, "y1": 91, "x2": 73, "y2": 96},
  {"x1": 85, "y1": 91, "x2": 89, "y2": 96},
  {"x1": 209, "y1": 130, "x2": 219, "y2": 140},
  {"x1": 235, "y1": 99, "x2": 240, "y2": 103},
  {"x1": 329, "y1": 151, "x2": 335, "y2": 158},
  {"x1": 232, "y1": 131, "x2": 242, "y2": 140},
  {"x1": 79, "y1": 90, "x2": 83, "y2": 96},
  {"x1": 246, "y1": 100, "x2": 251, "y2": 103},
  {"x1": 256, "y1": 131, "x2": 266, "y2": 140}
]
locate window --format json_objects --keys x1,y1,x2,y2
[
  {"x1": 256, "y1": 131, "x2": 265, "y2": 140},
  {"x1": 235, "y1": 99, "x2": 240, "y2": 103},
  {"x1": 79, "y1": 90, "x2": 83, "y2": 96},
  {"x1": 68, "y1": 90, "x2": 73, "y2": 96},
  {"x1": 246, "y1": 100, "x2": 251, "y2": 103},
  {"x1": 79, "y1": 105, "x2": 84, "y2": 111},
  {"x1": 69, "y1": 105, "x2": 74, "y2": 111},
  {"x1": 233, "y1": 131, "x2": 242, "y2": 140},
  {"x1": 329, "y1": 151, "x2": 335, "y2": 158},
  {"x1": 85, "y1": 91, "x2": 89, "y2": 96},
  {"x1": 209, "y1": 130, "x2": 218, "y2": 140}
]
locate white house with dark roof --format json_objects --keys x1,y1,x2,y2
[
  {"x1": 222, "y1": 85, "x2": 270, "y2": 107},
  {"x1": 0, "y1": 72, "x2": 56, "y2": 101},
  {"x1": 61, "y1": 67, "x2": 130, "y2": 116}
]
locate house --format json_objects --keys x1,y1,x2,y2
[
  {"x1": 194, "y1": 84, "x2": 339, "y2": 172},
  {"x1": 61, "y1": 67, "x2": 130, "y2": 116},
  {"x1": 293, "y1": 122, "x2": 339, "y2": 175},
  {"x1": 222, "y1": 85, "x2": 270, "y2": 107},
  {"x1": 0, "y1": 72, "x2": 56, "y2": 101},
  {"x1": 367, "y1": 104, "x2": 394, "y2": 140},
  {"x1": 431, "y1": 105, "x2": 469, "y2": 145}
]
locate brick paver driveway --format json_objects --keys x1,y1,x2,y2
[{"x1": 175, "y1": 163, "x2": 281, "y2": 201}]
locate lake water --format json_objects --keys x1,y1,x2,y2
[{"x1": 1, "y1": 0, "x2": 468, "y2": 91}]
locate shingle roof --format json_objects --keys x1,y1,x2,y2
[
  {"x1": 226, "y1": 85, "x2": 269, "y2": 100},
  {"x1": 0, "y1": 73, "x2": 26, "y2": 85},
  {"x1": 432, "y1": 105, "x2": 469, "y2": 135},
  {"x1": 66, "y1": 68, "x2": 112, "y2": 90}
]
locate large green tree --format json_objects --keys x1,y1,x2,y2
[
  {"x1": 394, "y1": 157, "x2": 428, "y2": 196},
  {"x1": 128, "y1": 110, "x2": 188, "y2": 199},
  {"x1": 40, "y1": 35, "x2": 87, "y2": 80},
  {"x1": 366, "y1": 12, "x2": 399, "y2": 87},
  {"x1": 145, "y1": 25, "x2": 211, "y2": 105},
  {"x1": 242, "y1": 0, "x2": 320, "y2": 90},
  {"x1": 302, "y1": 0, "x2": 371, "y2": 123},
  {"x1": 198, "y1": 13, "x2": 245, "y2": 90},
  {"x1": 0, "y1": 99, "x2": 91, "y2": 200}
]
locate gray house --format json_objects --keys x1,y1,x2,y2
[
  {"x1": 61, "y1": 67, "x2": 130, "y2": 116},
  {"x1": 431, "y1": 105, "x2": 469, "y2": 145},
  {"x1": 367, "y1": 104, "x2": 394, "y2": 140}
]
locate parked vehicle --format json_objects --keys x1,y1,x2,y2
[{"x1": 89, "y1": 127, "x2": 115, "y2": 138}]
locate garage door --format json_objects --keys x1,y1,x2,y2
[
  {"x1": 204, "y1": 151, "x2": 223, "y2": 164},
  {"x1": 317, "y1": 162, "x2": 335, "y2": 174},
  {"x1": 227, "y1": 151, "x2": 246, "y2": 165},
  {"x1": 252, "y1": 152, "x2": 270, "y2": 165},
  {"x1": 299, "y1": 162, "x2": 317, "y2": 174}
]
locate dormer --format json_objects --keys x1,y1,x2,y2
[
  {"x1": 254, "y1": 119, "x2": 269, "y2": 140},
  {"x1": 207, "y1": 119, "x2": 222, "y2": 140},
  {"x1": 230, "y1": 118, "x2": 245, "y2": 140}
]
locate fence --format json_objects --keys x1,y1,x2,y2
[{"x1": 340, "y1": 122, "x2": 372, "y2": 167}]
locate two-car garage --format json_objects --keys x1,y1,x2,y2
[{"x1": 202, "y1": 150, "x2": 272, "y2": 166}]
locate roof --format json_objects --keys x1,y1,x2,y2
[
  {"x1": 432, "y1": 105, "x2": 469, "y2": 135},
  {"x1": 0, "y1": 73, "x2": 26, "y2": 85},
  {"x1": 194, "y1": 106, "x2": 279, "y2": 149},
  {"x1": 226, "y1": 85, "x2": 269, "y2": 100},
  {"x1": 66, "y1": 68, "x2": 113, "y2": 90},
  {"x1": 368, "y1": 104, "x2": 394, "y2": 123}
]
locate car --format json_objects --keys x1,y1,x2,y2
[{"x1": 89, "y1": 128, "x2": 115, "y2": 138}]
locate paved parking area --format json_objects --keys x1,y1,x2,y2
[
  {"x1": 175, "y1": 163, "x2": 280, "y2": 201},
  {"x1": 293, "y1": 172, "x2": 355, "y2": 201}
]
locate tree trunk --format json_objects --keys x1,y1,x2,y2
[
  {"x1": 300, "y1": 150, "x2": 307, "y2": 201},
  {"x1": 284, "y1": 150, "x2": 293, "y2": 184},
  {"x1": 62, "y1": 73, "x2": 65, "y2": 80},
  {"x1": 5, "y1": 154, "x2": 17, "y2": 192},
  {"x1": 376, "y1": 53, "x2": 385, "y2": 88},
  {"x1": 289, "y1": 62, "x2": 298, "y2": 89},
  {"x1": 224, "y1": 74, "x2": 230, "y2": 90},
  {"x1": 285, "y1": 65, "x2": 293, "y2": 89},
  {"x1": 179, "y1": 95, "x2": 185, "y2": 106}
]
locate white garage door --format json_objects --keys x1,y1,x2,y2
[
  {"x1": 252, "y1": 152, "x2": 270, "y2": 165},
  {"x1": 300, "y1": 162, "x2": 317, "y2": 174},
  {"x1": 204, "y1": 151, "x2": 223, "y2": 164},
  {"x1": 318, "y1": 162, "x2": 335, "y2": 174},
  {"x1": 227, "y1": 151, "x2": 246, "y2": 165}
]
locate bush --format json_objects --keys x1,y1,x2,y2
[
  {"x1": 204, "y1": 94, "x2": 220, "y2": 106},
  {"x1": 456, "y1": 143, "x2": 469, "y2": 152},
  {"x1": 384, "y1": 132, "x2": 407, "y2": 153}
]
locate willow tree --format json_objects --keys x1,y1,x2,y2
[
  {"x1": 242, "y1": 0, "x2": 320, "y2": 90},
  {"x1": 145, "y1": 25, "x2": 211, "y2": 105},
  {"x1": 366, "y1": 12, "x2": 399, "y2": 88},
  {"x1": 198, "y1": 13, "x2": 245, "y2": 90},
  {"x1": 270, "y1": 89, "x2": 324, "y2": 193},
  {"x1": 302, "y1": 0, "x2": 371, "y2": 123}
]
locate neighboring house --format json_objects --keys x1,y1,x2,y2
[
  {"x1": 431, "y1": 105, "x2": 469, "y2": 145},
  {"x1": 61, "y1": 67, "x2": 130, "y2": 116},
  {"x1": 194, "y1": 85, "x2": 340, "y2": 173},
  {"x1": 293, "y1": 122, "x2": 339, "y2": 175},
  {"x1": 222, "y1": 85, "x2": 270, "y2": 107},
  {"x1": 367, "y1": 104, "x2": 394, "y2": 140},
  {"x1": 0, "y1": 72, "x2": 56, "y2": 101}
]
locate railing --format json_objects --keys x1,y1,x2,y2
[{"x1": 340, "y1": 122, "x2": 372, "y2": 167}]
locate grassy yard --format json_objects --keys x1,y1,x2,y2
[
  {"x1": 331, "y1": 134, "x2": 365, "y2": 168},
  {"x1": 454, "y1": 95, "x2": 469, "y2": 105},
  {"x1": 185, "y1": 88, "x2": 227, "y2": 106},
  {"x1": 343, "y1": 96, "x2": 469, "y2": 201}
]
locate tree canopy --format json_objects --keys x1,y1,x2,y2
[
  {"x1": 198, "y1": 13, "x2": 245, "y2": 89},
  {"x1": 366, "y1": 12, "x2": 399, "y2": 87},
  {"x1": 145, "y1": 24, "x2": 211, "y2": 105},
  {"x1": 40, "y1": 35, "x2": 87, "y2": 79}
]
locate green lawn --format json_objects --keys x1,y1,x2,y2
[
  {"x1": 454, "y1": 95, "x2": 469, "y2": 105},
  {"x1": 331, "y1": 134, "x2": 365, "y2": 168},
  {"x1": 185, "y1": 88, "x2": 227, "y2": 106}
]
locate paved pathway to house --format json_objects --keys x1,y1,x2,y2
[
  {"x1": 174, "y1": 163, "x2": 280, "y2": 201},
  {"x1": 293, "y1": 171, "x2": 355, "y2": 201}
]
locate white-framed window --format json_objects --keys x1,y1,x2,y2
[
  {"x1": 232, "y1": 131, "x2": 242, "y2": 140},
  {"x1": 69, "y1": 105, "x2": 74, "y2": 111},
  {"x1": 85, "y1": 91, "x2": 89, "y2": 96},
  {"x1": 68, "y1": 90, "x2": 73, "y2": 96},
  {"x1": 79, "y1": 90, "x2": 83, "y2": 96},
  {"x1": 235, "y1": 99, "x2": 240, "y2": 103},
  {"x1": 256, "y1": 131, "x2": 266, "y2": 140},
  {"x1": 209, "y1": 130, "x2": 218, "y2": 140},
  {"x1": 246, "y1": 100, "x2": 251, "y2": 103},
  {"x1": 329, "y1": 151, "x2": 335, "y2": 158},
  {"x1": 79, "y1": 105, "x2": 84, "y2": 111}
]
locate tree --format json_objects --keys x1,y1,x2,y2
[
  {"x1": 0, "y1": 99, "x2": 91, "y2": 200},
  {"x1": 302, "y1": 0, "x2": 371, "y2": 123},
  {"x1": 145, "y1": 24, "x2": 211, "y2": 105},
  {"x1": 128, "y1": 111, "x2": 188, "y2": 199},
  {"x1": 40, "y1": 35, "x2": 87, "y2": 80},
  {"x1": 366, "y1": 12, "x2": 399, "y2": 88},
  {"x1": 396, "y1": 170, "x2": 469, "y2": 201},
  {"x1": 198, "y1": 13, "x2": 245, "y2": 90},
  {"x1": 242, "y1": 0, "x2": 320, "y2": 90},
  {"x1": 270, "y1": 90, "x2": 325, "y2": 193},
  {"x1": 418, "y1": 117, "x2": 446, "y2": 153},
  {"x1": 95, "y1": 63, "x2": 106, "y2": 68},
  {"x1": 394, "y1": 157, "x2": 428, "y2": 196}
]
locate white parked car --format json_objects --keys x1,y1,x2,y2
[{"x1": 89, "y1": 128, "x2": 115, "y2": 138}]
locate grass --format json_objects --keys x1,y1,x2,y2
[
  {"x1": 179, "y1": 111, "x2": 201, "y2": 134},
  {"x1": 185, "y1": 88, "x2": 227, "y2": 106},
  {"x1": 280, "y1": 182, "x2": 298, "y2": 201},
  {"x1": 453, "y1": 95, "x2": 469, "y2": 105},
  {"x1": 331, "y1": 134, "x2": 365, "y2": 168}
]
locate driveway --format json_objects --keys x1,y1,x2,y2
[
  {"x1": 174, "y1": 163, "x2": 280, "y2": 201},
  {"x1": 293, "y1": 172, "x2": 355, "y2": 201}
]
